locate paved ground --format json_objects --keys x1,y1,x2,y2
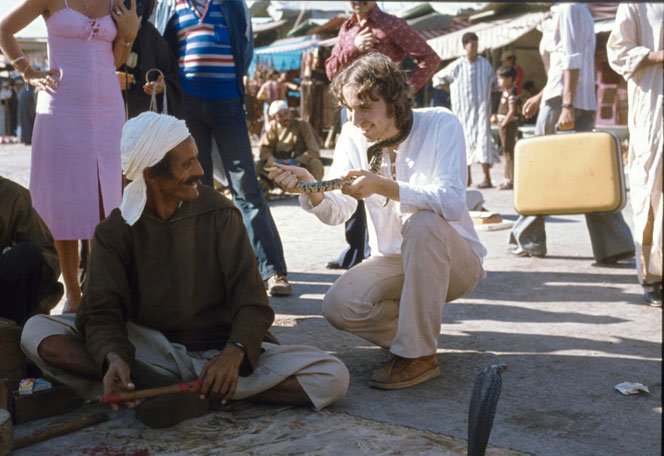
[{"x1": 2, "y1": 142, "x2": 661, "y2": 455}]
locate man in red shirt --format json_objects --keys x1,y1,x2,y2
[
  {"x1": 324, "y1": 1, "x2": 441, "y2": 270},
  {"x1": 326, "y1": 1, "x2": 441, "y2": 93}
]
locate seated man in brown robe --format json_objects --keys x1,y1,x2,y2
[
  {"x1": 21, "y1": 112, "x2": 349, "y2": 428},
  {"x1": 0, "y1": 175, "x2": 63, "y2": 326},
  {"x1": 257, "y1": 101, "x2": 324, "y2": 196}
]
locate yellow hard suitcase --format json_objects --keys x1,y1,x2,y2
[{"x1": 513, "y1": 131, "x2": 626, "y2": 215}]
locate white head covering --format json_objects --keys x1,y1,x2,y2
[
  {"x1": 119, "y1": 112, "x2": 191, "y2": 226},
  {"x1": 268, "y1": 100, "x2": 289, "y2": 116}
]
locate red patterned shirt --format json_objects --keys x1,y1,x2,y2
[{"x1": 325, "y1": 5, "x2": 441, "y2": 92}]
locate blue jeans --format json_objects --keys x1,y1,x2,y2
[
  {"x1": 509, "y1": 96, "x2": 634, "y2": 261},
  {"x1": 183, "y1": 95, "x2": 287, "y2": 279}
]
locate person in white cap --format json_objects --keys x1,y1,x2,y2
[
  {"x1": 20, "y1": 112, "x2": 349, "y2": 428},
  {"x1": 257, "y1": 100, "x2": 324, "y2": 196}
]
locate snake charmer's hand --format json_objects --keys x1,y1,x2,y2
[
  {"x1": 198, "y1": 343, "x2": 245, "y2": 404},
  {"x1": 266, "y1": 163, "x2": 316, "y2": 193},
  {"x1": 111, "y1": 0, "x2": 140, "y2": 43},
  {"x1": 353, "y1": 27, "x2": 377, "y2": 53},
  {"x1": 22, "y1": 67, "x2": 59, "y2": 93},
  {"x1": 341, "y1": 169, "x2": 396, "y2": 201},
  {"x1": 103, "y1": 352, "x2": 139, "y2": 411},
  {"x1": 143, "y1": 74, "x2": 165, "y2": 96}
]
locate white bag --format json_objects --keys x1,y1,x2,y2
[{"x1": 145, "y1": 68, "x2": 168, "y2": 115}]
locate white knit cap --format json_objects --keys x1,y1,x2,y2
[
  {"x1": 119, "y1": 112, "x2": 191, "y2": 225},
  {"x1": 268, "y1": 100, "x2": 289, "y2": 116}
]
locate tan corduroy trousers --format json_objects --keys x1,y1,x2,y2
[{"x1": 322, "y1": 210, "x2": 484, "y2": 359}]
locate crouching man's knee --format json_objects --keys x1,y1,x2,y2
[{"x1": 321, "y1": 288, "x2": 348, "y2": 331}]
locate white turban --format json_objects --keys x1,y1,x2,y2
[
  {"x1": 119, "y1": 112, "x2": 191, "y2": 226},
  {"x1": 268, "y1": 100, "x2": 289, "y2": 116}
]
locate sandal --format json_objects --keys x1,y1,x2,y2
[
  {"x1": 497, "y1": 182, "x2": 513, "y2": 190},
  {"x1": 475, "y1": 181, "x2": 493, "y2": 189}
]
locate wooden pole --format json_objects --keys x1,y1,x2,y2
[
  {"x1": 87, "y1": 378, "x2": 202, "y2": 405},
  {"x1": 12, "y1": 412, "x2": 109, "y2": 450}
]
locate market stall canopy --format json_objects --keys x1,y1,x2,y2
[
  {"x1": 427, "y1": 11, "x2": 549, "y2": 61},
  {"x1": 250, "y1": 35, "x2": 321, "y2": 75}
]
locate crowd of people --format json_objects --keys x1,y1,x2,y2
[{"x1": 0, "y1": 0, "x2": 661, "y2": 430}]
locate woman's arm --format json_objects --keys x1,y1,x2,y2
[
  {"x1": 0, "y1": 0, "x2": 59, "y2": 91},
  {"x1": 111, "y1": 0, "x2": 140, "y2": 69}
]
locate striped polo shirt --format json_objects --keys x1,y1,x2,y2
[{"x1": 172, "y1": 0, "x2": 240, "y2": 99}]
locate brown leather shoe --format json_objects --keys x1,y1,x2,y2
[{"x1": 369, "y1": 354, "x2": 439, "y2": 390}]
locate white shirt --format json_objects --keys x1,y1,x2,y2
[
  {"x1": 541, "y1": 3, "x2": 597, "y2": 111},
  {"x1": 299, "y1": 108, "x2": 487, "y2": 263}
]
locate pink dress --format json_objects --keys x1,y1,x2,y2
[{"x1": 30, "y1": 0, "x2": 124, "y2": 240}]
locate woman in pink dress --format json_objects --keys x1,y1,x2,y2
[{"x1": 0, "y1": 0, "x2": 139, "y2": 312}]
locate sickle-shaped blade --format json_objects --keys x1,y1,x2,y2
[{"x1": 467, "y1": 363, "x2": 507, "y2": 456}]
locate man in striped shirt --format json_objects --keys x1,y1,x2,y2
[{"x1": 154, "y1": 0, "x2": 292, "y2": 296}]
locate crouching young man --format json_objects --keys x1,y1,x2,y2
[
  {"x1": 267, "y1": 53, "x2": 486, "y2": 390},
  {"x1": 21, "y1": 112, "x2": 349, "y2": 427}
]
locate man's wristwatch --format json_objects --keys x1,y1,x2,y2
[
  {"x1": 231, "y1": 341, "x2": 245, "y2": 351},
  {"x1": 561, "y1": 103, "x2": 574, "y2": 109}
]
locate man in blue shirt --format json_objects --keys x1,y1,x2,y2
[{"x1": 154, "y1": 0, "x2": 291, "y2": 296}]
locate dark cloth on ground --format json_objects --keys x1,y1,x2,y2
[
  {"x1": 0, "y1": 242, "x2": 43, "y2": 325},
  {"x1": 0, "y1": 176, "x2": 61, "y2": 325}
]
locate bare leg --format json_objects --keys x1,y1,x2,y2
[
  {"x1": 481, "y1": 163, "x2": 492, "y2": 186},
  {"x1": 37, "y1": 334, "x2": 99, "y2": 379},
  {"x1": 55, "y1": 240, "x2": 81, "y2": 313},
  {"x1": 467, "y1": 165, "x2": 472, "y2": 186},
  {"x1": 247, "y1": 376, "x2": 312, "y2": 406}
]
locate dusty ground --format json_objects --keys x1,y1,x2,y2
[{"x1": 1, "y1": 142, "x2": 661, "y2": 455}]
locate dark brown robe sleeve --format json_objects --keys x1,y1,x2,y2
[{"x1": 215, "y1": 207, "x2": 274, "y2": 374}]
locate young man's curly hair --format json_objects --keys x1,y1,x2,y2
[{"x1": 330, "y1": 52, "x2": 414, "y2": 132}]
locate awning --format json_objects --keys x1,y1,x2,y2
[
  {"x1": 254, "y1": 35, "x2": 321, "y2": 55},
  {"x1": 427, "y1": 11, "x2": 549, "y2": 61},
  {"x1": 250, "y1": 35, "x2": 321, "y2": 75}
]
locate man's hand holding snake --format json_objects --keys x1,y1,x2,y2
[
  {"x1": 341, "y1": 169, "x2": 398, "y2": 201},
  {"x1": 266, "y1": 163, "x2": 316, "y2": 193}
]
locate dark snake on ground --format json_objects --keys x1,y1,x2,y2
[{"x1": 264, "y1": 112, "x2": 414, "y2": 193}]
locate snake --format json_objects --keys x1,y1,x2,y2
[
  {"x1": 263, "y1": 112, "x2": 414, "y2": 193},
  {"x1": 467, "y1": 363, "x2": 507, "y2": 456}
]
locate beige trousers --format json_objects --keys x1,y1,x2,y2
[
  {"x1": 21, "y1": 315, "x2": 349, "y2": 410},
  {"x1": 322, "y1": 211, "x2": 484, "y2": 359}
]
